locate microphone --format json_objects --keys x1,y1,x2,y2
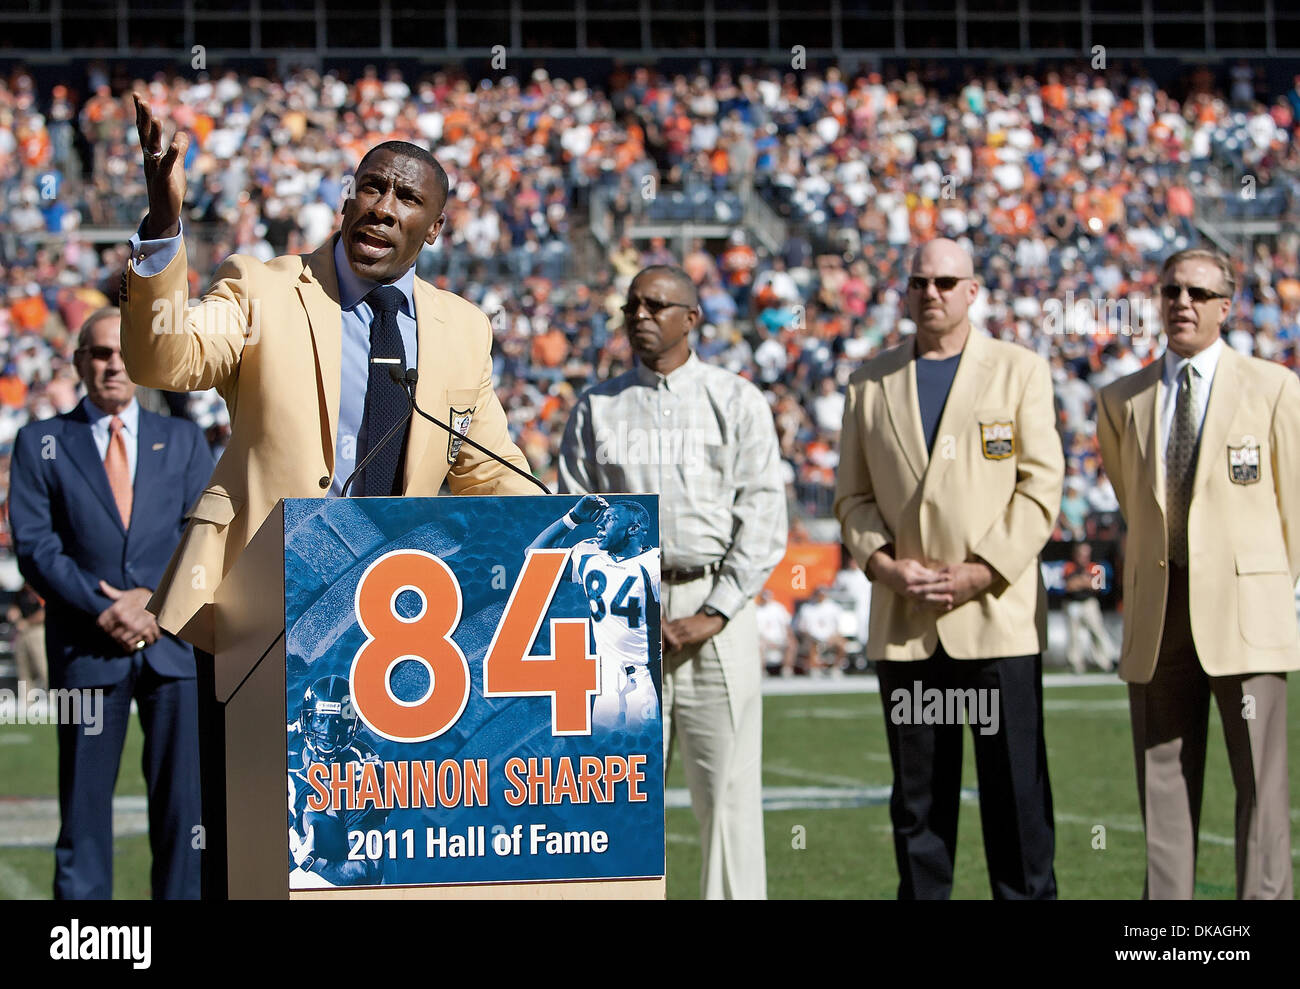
[
  {"x1": 339, "y1": 365, "x2": 417, "y2": 498},
  {"x1": 401, "y1": 368, "x2": 551, "y2": 495}
]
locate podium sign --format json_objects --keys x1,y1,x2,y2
[{"x1": 281, "y1": 495, "x2": 664, "y2": 890}]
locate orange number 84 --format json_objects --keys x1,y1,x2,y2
[
  {"x1": 350, "y1": 550, "x2": 471, "y2": 743},
  {"x1": 349, "y1": 549, "x2": 600, "y2": 740}
]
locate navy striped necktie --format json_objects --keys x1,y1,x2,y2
[{"x1": 356, "y1": 284, "x2": 409, "y2": 497}]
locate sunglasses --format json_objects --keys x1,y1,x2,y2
[
  {"x1": 907, "y1": 276, "x2": 969, "y2": 293},
  {"x1": 621, "y1": 297, "x2": 694, "y2": 318},
  {"x1": 76, "y1": 346, "x2": 121, "y2": 361},
  {"x1": 1159, "y1": 283, "x2": 1230, "y2": 303}
]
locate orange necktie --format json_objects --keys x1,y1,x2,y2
[{"x1": 104, "y1": 415, "x2": 132, "y2": 528}]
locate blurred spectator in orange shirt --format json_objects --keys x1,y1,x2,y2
[
  {"x1": 10, "y1": 287, "x2": 49, "y2": 333},
  {"x1": 0, "y1": 367, "x2": 28, "y2": 409},
  {"x1": 532, "y1": 326, "x2": 569, "y2": 368}
]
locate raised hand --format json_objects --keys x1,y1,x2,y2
[
  {"x1": 570, "y1": 494, "x2": 610, "y2": 523},
  {"x1": 133, "y1": 92, "x2": 189, "y2": 240}
]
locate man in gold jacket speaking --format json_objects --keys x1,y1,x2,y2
[
  {"x1": 120, "y1": 96, "x2": 536, "y2": 654},
  {"x1": 835, "y1": 239, "x2": 1064, "y2": 899},
  {"x1": 1098, "y1": 248, "x2": 1300, "y2": 899},
  {"x1": 120, "y1": 96, "x2": 537, "y2": 897}
]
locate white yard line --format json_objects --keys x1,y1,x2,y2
[
  {"x1": 762, "y1": 672, "x2": 1123, "y2": 696},
  {"x1": 765, "y1": 761, "x2": 874, "y2": 788},
  {"x1": 1054, "y1": 812, "x2": 1300, "y2": 860},
  {"x1": 1042, "y1": 699, "x2": 1130, "y2": 712},
  {"x1": 667, "y1": 784, "x2": 977, "y2": 812},
  {"x1": 0, "y1": 796, "x2": 148, "y2": 849},
  {"x1": 776, "y1": 697, "x2": 1130, "y2": 713},
  {"x1": 0, "y1": 859, "x2": 42, "y2": 899},
  {"x1": 663, "y1": 790, "x2": 1300, "y2": 862}
]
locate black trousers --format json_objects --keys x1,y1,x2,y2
[
  {"x1": 193, "y1": 649, "x2": 227, "y2": 901},
  {"x1": 876, "y1": 647, "x2": 1056, "y2": 899}
]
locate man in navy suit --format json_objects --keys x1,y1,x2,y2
[{"x1": 8, "y1": 307, "x2": 212, "y2": 899}]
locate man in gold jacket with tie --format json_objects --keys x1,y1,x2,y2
[
  {"x1": 118, "y1": 96, "x2": 536, "y2": 900},
  {"x1": 1098, "y1": 248, "x2": 1300, "y2": 899}
]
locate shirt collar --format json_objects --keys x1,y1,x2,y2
[
  {"x1": 83, "y1": 395, "x2": 139, "y2": 434},
  {"x1": 1162, "y1": 337, "x2": 1223, "y2": 387},
  {"x1": 333, "y1": 234, "x2": 417, "y2": 316},
  {"x1": 634, "y1": 350, "x2": 702, "y2": 390}
]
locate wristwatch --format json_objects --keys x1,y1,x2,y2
[
  {"x1": 300, "y1": 854, "x2": 316, "y2": 873},
  {"x1": 700, "y1": 605, "x2": 729, "y2": 626}
]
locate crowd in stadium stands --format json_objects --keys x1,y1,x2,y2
[{"x1": 2, "y1": 61, "x2": 1299, "y2": 652}]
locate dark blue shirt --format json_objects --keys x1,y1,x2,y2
[{"x1": 915, "y1": 353, "x2": 962, "y2": 453}]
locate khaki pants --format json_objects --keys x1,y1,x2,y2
[
  {"x1": 661, "y1": 574, "x2": 765, "y2": 899},
  {"x1": 1065, "y1": 598, "x2": 1116, "y2": 672},
  {"x1": 15, "y1": 621, "x2": 48, "y2": 690},
  {"x1": 1130, "y1": 564, "x2": 1293, "y2": 899}
]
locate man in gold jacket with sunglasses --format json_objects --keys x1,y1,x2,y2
[
  {"x1": 835, "y1": 239, "x2": 1064, "y2": 899},
  {"x1": 1098, "y1": 248, "x2": 1300, "y2": 899}
]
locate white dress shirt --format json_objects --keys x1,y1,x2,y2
[
  {"x1": 1159, "y1": 338, "x2": 1223, "y2": 458},
  {"x1": 83, "y1": 395, "x2": 140, "y2": 483},
  {"x1": 557, "y1": 351, "x2": 788, "y2": 620}
]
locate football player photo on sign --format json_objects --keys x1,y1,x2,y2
[
  {"x1": 287, "y1": 675, "x2": 389, "y2": 890},
  {"x1": 528, "y1": 495, "x2": 662, "y2": 736}
]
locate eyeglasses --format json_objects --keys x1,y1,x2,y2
[
  {"x1": 76, "y1": 346, "x2": 121, "y2": 361},
  {"x1": 906, "y1": 276, "x2": 969, "y2": 293},
  {"x1": 621, "y1": 297, "x2": 694, "y2": 319},
  {"x1": 1159, "y1": 283, "x2": 1230, "y2": 303}
]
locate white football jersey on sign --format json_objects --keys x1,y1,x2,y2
[{"x1": 569, "y1": 540, "x2": 661, "y2": 671}]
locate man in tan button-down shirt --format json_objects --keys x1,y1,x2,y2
[{"x1": 835, "y1": 239, "x2": 1064, "y2": 899}]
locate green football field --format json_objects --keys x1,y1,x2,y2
[{"x1": 0, "y1": 680, "x2": 1293, "y2": 899}]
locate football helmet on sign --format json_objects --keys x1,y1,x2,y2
[{"x1": 299, "y1": 675, "x2": 359, "y2": 757}]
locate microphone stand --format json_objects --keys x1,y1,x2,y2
[{"x1": 400, "y1": 368, "x2": 551, "y2": 495}]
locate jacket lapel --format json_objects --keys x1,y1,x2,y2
[
  {"x1": 62, "y1": 408, "x2": 125, "y2": 533},
  {"x1": 403, "y1": 279, "x2": 447, "y2": 492},
  {"x1": 1128, "y1": 359, "x2": 1165, "y2": 512},
  {"x1": 298, "y1": 239, "x2": 344, "y2": 479},
  {"x1": 920, "y1": 329, "x2": 989, "y2": 497},
  {"x1": 881, "y1": 337, "x2": 927, "y2": 484},
  {"x1": 128, "y1": 410, "x2": 164, "y2": 541}
]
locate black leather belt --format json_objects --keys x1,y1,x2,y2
[{"x1": 662, "y1": 562, "x2": 721, "y2": 583}]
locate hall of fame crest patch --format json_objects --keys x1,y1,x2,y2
[
  {"x1": 1228, "y1": 443, "x2": 1260, "y2": 484},
  {"x1": 448, "y1": 407, "x2": 474, "y2": 463},
  {"x1": 980, "y1": 421, "x2": 1015, "y2": 460}
]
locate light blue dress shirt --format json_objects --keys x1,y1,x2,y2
[
  {"x1": 83, "y1": 395, "x2": 140, "y2": 483},
  {"x1": 128, "y1": 224, "x2": 420, "y2": 495}
]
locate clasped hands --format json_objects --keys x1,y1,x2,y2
[
  {"x1": 662, "y1": 611, "x2": 726, "y2": 652},
  {"x1": 97, "y1": 581, "x2": 160, "y2": 653},
  {"x1": 868, "y1": 552, "x2": 995, "y2": 613}
]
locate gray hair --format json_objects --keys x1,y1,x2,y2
[
  {"x1": 76, "y1": 307, "x2": 122, "y2": 350},
  {"x1": 1160, "y1": 248, "x2": 1236, "y2": 299}
]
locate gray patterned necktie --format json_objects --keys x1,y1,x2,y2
[{"x1": 1165, "y1": 363, "x2": 1199, "y2": 566}]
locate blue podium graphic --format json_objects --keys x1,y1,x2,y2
[{"x1": 281, "y1": 495, "x2": 664, "y2": 889}]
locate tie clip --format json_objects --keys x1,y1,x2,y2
[{"x1": 370, "y1": 358, "x2": 403, "y2": 364}]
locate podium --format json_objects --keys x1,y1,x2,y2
[{"x1": 210, "y1": 496, "x2": 665, "y2": 899}]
